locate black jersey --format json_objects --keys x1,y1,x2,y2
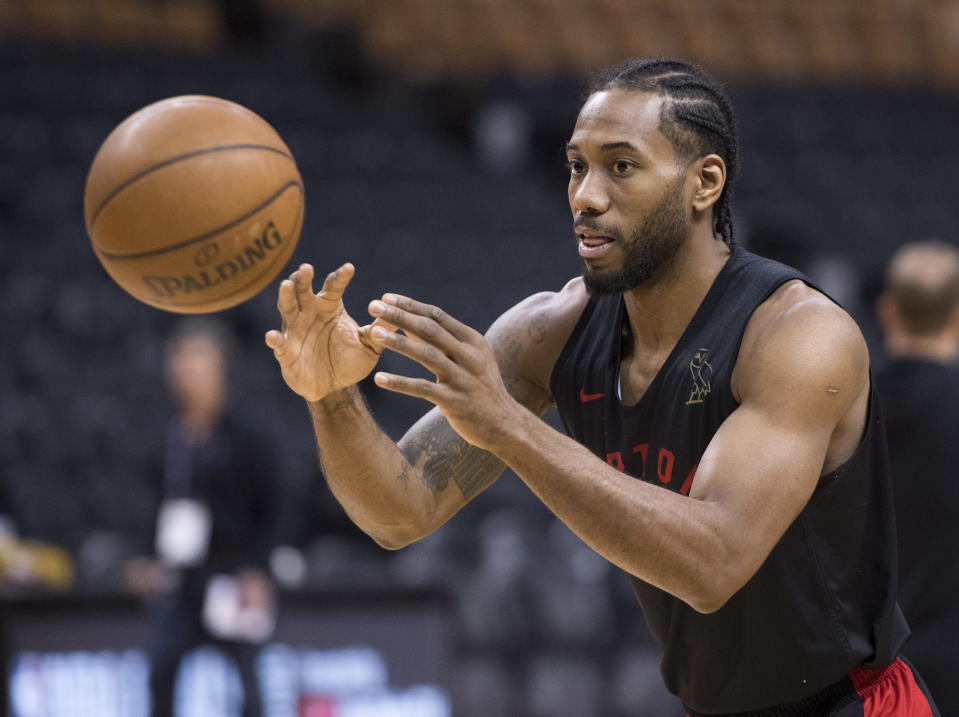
[
  {"x1": 550, "y1": 247, "x2": 909, "y2": 714},
  {"x1": 876, "y1": 358, "x2": 959, "y2": 716}
]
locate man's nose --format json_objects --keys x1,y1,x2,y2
[{"x1": 570, "y1": 171, "x2": 610, "y2": 215}]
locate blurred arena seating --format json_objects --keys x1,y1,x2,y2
[
  {"x1": 7, "y1": 0, "x2": 959, "y2": 87},
  {"x1": 0, "y1": 0, "x2": 221, "y2": 49},
  {"x1": 1, "y1": 2, "x2": 958, "y2": 715},
  {"x1": 3, "y1": 0, "x2": 959, "y2": 85},
  {"x1": 271, "y1": 0, "x2": 959, "y2": 87}
]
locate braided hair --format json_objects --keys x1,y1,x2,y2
[{"x1": 587, "y1": 58, "x2": 739, "y2": 249}]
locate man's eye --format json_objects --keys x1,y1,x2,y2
[
  {"x1": 613, "y1": 160, "x2": 633, "y2": 174},
  {"x1": 566, "y1": 159, "x2": 585, "y2": 175}
]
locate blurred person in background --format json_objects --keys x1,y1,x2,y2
[
  {"x1": 266, "y1": 58, "x2": 936, "y2": 716},
  {"x1": 875, "y1": 239, "x2": 959, "y2": 715},
  {"x1": 126, "y1": 317, "x2": 281, "y2": 717}
]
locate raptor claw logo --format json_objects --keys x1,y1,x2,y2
[{"x1": 686, "y1": 348, "x2": 712, "y2": 405}]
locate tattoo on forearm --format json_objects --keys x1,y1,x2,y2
[
  {"x1": 454, "y1": 450, "x2": 506, "y2": 498},
  {"x1": 312, "y1": 385, "x2": 361, "y2": 417},
  {"x1": 402, "y1": 419, "x2": 504, "y2": 499}
]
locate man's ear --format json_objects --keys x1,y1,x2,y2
[
  {"x1": 875, "y1": 292, "x2": 899, "y2": 334},
  {"x1": 691, "y1": 154, "x2": 726, "y2": 213},
  {"x1": 948, "y1": 304, "x2": 959, "y2": 335}
]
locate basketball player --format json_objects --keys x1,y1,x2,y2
[
  {"x1": 267, "y1": 59, "x2": 938, "y2": 715},
  {"x1": 875, "y1": 240, "x2": 959, "y2": 716}
]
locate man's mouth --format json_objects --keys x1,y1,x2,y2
[
  {"x1": 575, "y1": 223, "x2": 617, "y2": 242},
  {"x1": 579, "y1": 233, "x2": 613, "y2": 247},
  {"x1": 577, "y1": 231, "x2": 615, "y2": 259}
]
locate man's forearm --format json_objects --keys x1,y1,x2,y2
[
  {"x1": 307, "y1": 385, "x2": 430, "y2": 548},
  {"x1": 308, "y1": 385, "x2": 508, "y2": 549},
  {"x1": 487, "y1": 407, "x2": 741, "y2": 613}
]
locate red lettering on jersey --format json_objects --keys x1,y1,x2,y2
[
  {"x1": 657, "y1": 448, "x2": 675, "y2": 484},
  {"x1": 680, "y1": 464, "x2": 698, "y2": 495},
  {"x1": 606, "y1": 451, "x2": 624, "y2": 472},
  {"x1": 632, "y1": 443, "x2": 649, "y2": 478}
]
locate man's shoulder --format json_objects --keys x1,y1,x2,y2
[
  {"x1": 748, "y1": 279, "x2": 863, "y2": 350},
  {"x1": 504, "y1": 276, "x2": 590, "y2": 329},
  {"x1": 486, "y1": 277, "x2": 591, "y2": 399},
  {"x1": 735, "y1": 279, "x2": 869, "y2": 400}
]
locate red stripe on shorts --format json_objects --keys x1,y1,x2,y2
[{"x1": 849, "y1": 657, "x2": 933, "y2": 717}]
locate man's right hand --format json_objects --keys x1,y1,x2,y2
[{"x1": 265, "y1": 263, "x2": 391, "y2": 402}]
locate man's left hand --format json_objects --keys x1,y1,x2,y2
[{"x1": 367, "y1": 294, "x2": 522, "y2": 452}]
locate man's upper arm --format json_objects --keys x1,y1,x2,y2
[{"x1": 689, "y1": 293, "x2": 870, "y2": 593}]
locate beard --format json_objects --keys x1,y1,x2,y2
[{"x1": 581, "y1": 177, "x2": 688, "y2": 297}]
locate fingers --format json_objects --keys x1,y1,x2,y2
[
  {"x1": 318, "y1": 263, "x2": 356, "y2": 304},
  {"x1": 368, "y1": 295, "x2": 476, "y2": 362},
  {"x1": 286, "y1": 263, "x2": 315, "y2": 311},
  {"x1": 270, "y1": 261, "x2": 355, "y2": 355},
  {"x1": 275, "y1": 276, "x2": 298, "y2": 326},
  {"x1": 377, "y1": 294, "x2": 475, "y2": 342},
  {"x1": 356, "y1": 316, "x2": 398, "y2": 354},
  {"x1": 373, "y1": 371, "x2": 447, "y2": 404},
  {"x1": 275, "y1": 261, "x2": 355, "y2": 326},
  {"x1": 264, "y1": 329, "x2": 284, "y2": 351},
  {"x1": 282, "y1": 262, "x2": 355, "y2": 313},
  {"x1": 371, "y1": 325, "x2": 454, "y2": 377},
  {"x1": 370, "y1": 316, "x2": 398, "y2": 334}
]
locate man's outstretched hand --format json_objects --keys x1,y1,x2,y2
[
  {"x1": 366, "y1": 293, "x2": 523, "y2": 452},
  {"x1": 265, "y1": 263, "x2": 392, "y2": 402}
]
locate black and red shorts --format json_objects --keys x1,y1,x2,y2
[
  {"x1": 836, "y1": 658, "x2": 938, "y2": 717},
  {"x1": 685, "y1": 657, "x2": 939, "y2": 717}
]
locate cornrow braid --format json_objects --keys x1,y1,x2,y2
[{"x1": 587, "y1": 58, "x2": 739, "y2": 249}]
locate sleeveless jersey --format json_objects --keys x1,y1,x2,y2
[{"x1": 550, "y1": 247, "x2": 909, "y2": 714}]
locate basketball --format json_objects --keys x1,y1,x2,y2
[{"x1": 83, "y1": 95, "x2": 304, "y2": 313}]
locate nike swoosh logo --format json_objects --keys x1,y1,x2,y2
[{"x1": 579, "y1": 387, "x2": 606, "y2": 402}]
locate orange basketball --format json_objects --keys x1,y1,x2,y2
[{"x1": 84, "y1": 95, "x2": 304, "y2": 313}]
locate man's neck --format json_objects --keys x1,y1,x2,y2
[
  {"x1": 178, "y1": 406, "x2": 223, "y2": 444},
  {"x1": 886, "y1": 332, "x2": 959, "y2": 366},
  {"x1": 622, "y1": 235, "x2": 731, "y2": 356}
]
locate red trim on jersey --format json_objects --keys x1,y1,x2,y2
[{"x1": 850, "y1": 658, "x2": 933, "y2": 716}]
